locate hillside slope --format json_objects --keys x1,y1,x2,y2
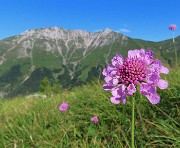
[
  {"x1": 0, "y1": 27, "x2": 179, "y2": 97},
  {"x1": 0, "y1": 69, "x2": 179, "y2": 147}
]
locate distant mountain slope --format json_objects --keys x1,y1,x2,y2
[{"x1": 0, "y1": 27, "x2": 179, "y2": 97}]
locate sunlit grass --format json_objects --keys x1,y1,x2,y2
[{"x1": 0, "y1": 68, "x2": 179, "y2": 147}]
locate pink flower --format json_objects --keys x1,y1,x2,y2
[
  {"x1": 59, "y1": 102, "x2": 69, "y2": 112},
  {"x1": 169, "y1": 24, "x2": 176, "y2": 31},
  {"x1": 102, "y1": 49, "x2": 169, "y2": 105},
  {"x1": 91, "y1": 116, "x2": 99, "y2": 123}
]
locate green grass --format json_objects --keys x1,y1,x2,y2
[{"x1": 0, "y1": 69, "x2": 180, "y2": 147}]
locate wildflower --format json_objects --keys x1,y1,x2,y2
[
  {"x1": 169, "y1": 24, "x2": 176, "y2": 31},
  {"x1": 59, "y1": 102, "x2": 69, "y2": 112},
  {"x1": 102, "y1": 49, "x2": 169, "y2": 105},
  {"x1": 169, "y1": 24, "x2": 178, "y2": 67},
  {"x1": 91, "y1": 116, "x2": 99, "y2": 123}
]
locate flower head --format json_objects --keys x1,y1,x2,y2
[
  {"x1": 59, "y1": 102, "x2": 69, "y2": 112},
  {"x1": 102, "y1": 49, "x2": 169, "y2": 105},
  {"x1": 169, "y1": 24, "x2": 176, "y2": 31},
  {"x1": 91, "y1": 116, "x2": 99, "y2": 123}
]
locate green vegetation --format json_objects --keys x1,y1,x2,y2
[
  {"x1": 32, "y1": 49, "x2": 62, "y2": 70},
  {"x1": 0, "y1": 68, "x2": 179, "y2": 147},
  {"x1": 40, "y1": 77, "x2": 62, "y2": 95},
  {"x1": 0, "y1": 32, "x2": 180, "y2": 97}
]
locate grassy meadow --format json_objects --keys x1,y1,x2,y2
[{"x1": 0, "y1": 68, "x2": 180, "y2": 147}]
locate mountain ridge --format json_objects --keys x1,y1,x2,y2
[{"x1": 0, "y1": 27, "x2": 179, "y2": 97}]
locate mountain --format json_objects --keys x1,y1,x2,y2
[{"x1": 0, "y1": 27, "x2": 179, "y2": 97}]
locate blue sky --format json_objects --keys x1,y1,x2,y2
[{"x1": 0, "y1": 0, "x2": 179, "y2": 41}]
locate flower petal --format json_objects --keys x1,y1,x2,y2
[
  {"x1": 103, "y1": 84, "x2": 114, "y2": 91},
  {"x1": 146, "y1": 93, "x2": 160, "y2": 104},
  {"x1": 140, "y1": 83, "x2": 149, "y2": 95},
  {"x1": 139, "y1": 48, "x2": 145, "y2": 56},
  {"x1": 157, "y1": 79, "x2": 168, "y2": 89},
  {"x1": 145, "y1": 50, "x2": 154, "y2": 58},
  {"x1": 102, "y1": 68, "x2": 108, "y2": 76},
  {"x1": 140, "y1": 83, "x2": 156, "y2": 95},
  {"x1": 160, "y1": 66, "x2": 169, "y2": 74},
  {"x1": 146, "y1": 73, "x2": 160, "y2": 84},
  {"x1": 111, "y1": 93, "x2": 127, "y2": 104},
  {"x1": 110, "y1": 96, "x2": 120, "y2": 104},
  {"x1": 104, "y1": 76, "x2": 112, "y2": 83},
  {"x1": 122, "y1": 98, "x2": 126, "y2": 104},
  {"x1": 111, "y1": 54, "x2": 124, "y2": 66},
  {"x1": 112, "y1": 78, "x2": 119, "y2": 85},
  {"x1": 144, "y1": 50, "x2": 153, "y2": 64},
  {"x1": 111, "y1": 85, "x2": 126, "y2": 97},
  {"x1": 127, "y1": 83, "x2": 136, "y2": 96},
  {"x1": 128, "y1": 49, "x2": 141, "y2": 59},
  {"x1": 102, "y1": 65, "x2": 116, "y2": 77},
  {"x1": 111, "y1": 85, "x2": 127, "y2": 104}
]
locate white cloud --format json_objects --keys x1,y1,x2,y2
[{"x1": 118, "y1": 28, "x2": 131, "y2": 33}]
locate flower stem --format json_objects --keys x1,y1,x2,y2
[
  {"x1": 131, "y1": 96, "x2": 135, "y2": 148},
  {"x1": 173, "y1": 31, "x2": 178, "y2": 67}
]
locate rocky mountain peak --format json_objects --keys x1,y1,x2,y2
[{"x1": 19, "y1": 26, "x2": 115, "y2": 40}]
